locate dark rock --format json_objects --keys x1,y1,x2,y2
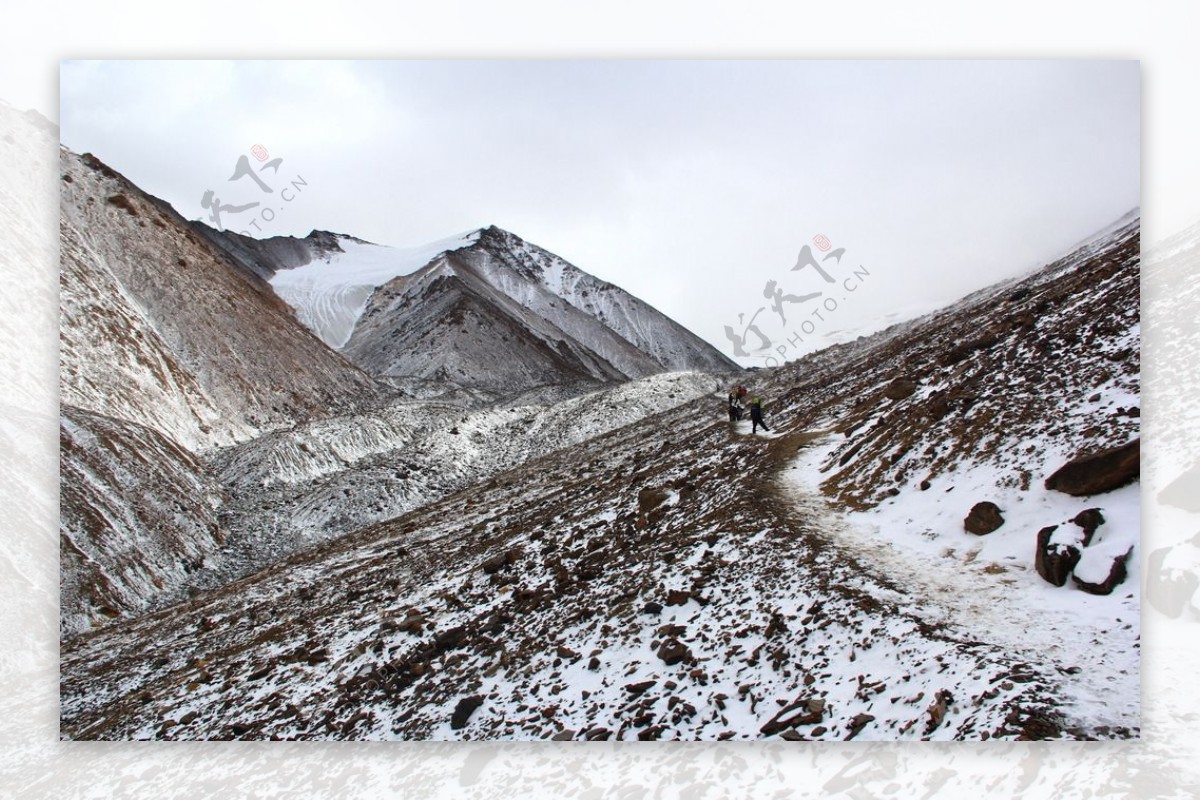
[
  {"x1": 481, "y1": 554, "x2": 508, "y2": 574},
  {"x1": 1045, "y1": 439, "x2": 1140, "y2": 497},
  {"x1": 1073, "y1": 547, "x2": 1134, "y2": 595},
  {"x1": 435, "y1": 626, "x2": 468, "y2": 651},
  {"x1": 779, "y1": 729, "x2": 806, "y2": 741},
  {"x1": 883, "y1": 377, "x2": 918, "y2": 400},
  {"x1": 845, "y1": 713, "x2": 875, "y2": 740},
  {"x1": 1035, "y1": 525, "x2": 1081, "y2": 587},
  {"x1": 587, "y1": 656, "x2": 601, "y2": 671},
  {"x1": 625, "y1": 680, "x2": 657, "y2": 697},
  {"x1": 964, "y1": 501, "x2": 1005, "y2": 535},
  {"x1": 1072, "y1": 508, "x2": 1106, "y2": 545},
  {"x1": 919, "y1": 479, "x2": 932, "y2": 491},
  {"x1": 585, "y1": 728, "x2": 611, "y2": 741},
  {"x1": 642, "y1": 601, "x2": 664, "y2": 615},
  {"x1": 665, "y1": 589, "x2": 691, "y2": 606},
  {"x1": 450, "y1": 695, "x2": 484, "y2": 730},
  {"x1": 657, "y1": 638, "x2": 692, "y2": 666},
  {"x1": 760, "y1": 699, "x2": 823, "y2": 735},
  {"x1": 638, "y1": 487, "x2": 671, "y2": 514},
  {"x1": 811, "y1": 725, "x2": 828, "y2": 737},
  {"x1": 550, "y1": 729, "x2": 575, "y2": 741}
]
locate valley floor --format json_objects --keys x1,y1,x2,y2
[{"x1": 60, "y1": 400, "x2": 1124, "y2": 742}]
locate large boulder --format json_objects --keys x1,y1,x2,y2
[
  {"x1": 964, "y1": 502, "x2": 1005, "y2": 535},
  {"x1": 1073, "y1": 547, "x2": 1134, "y2": 595},
  {"x1": 1035, "y1": 525, "x2": 1082, "y2": 587},
  {"x1": 1045, "y1": 439, "x2": 1140, "y2": 497}
]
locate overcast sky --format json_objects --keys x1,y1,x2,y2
[{"x1": 59, "y1": 60, "x2": 1139, "y2": 364}]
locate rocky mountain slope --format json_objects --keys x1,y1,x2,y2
[
  {"x1": 60, "y1": 212, "x2": 1140, "y2": 741},
  {"x1": 60, "y1": 406, "x2": 224, "y2": 635},
  {"x1": 58, "y1": 146, "x2": 393, "y2": 632},
  {"x1": 59, "y1": 148, "x2": 387, "y2": 453}
]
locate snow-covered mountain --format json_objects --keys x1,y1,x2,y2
[
  {"x1": 204, "y1": 226, "x2": 481, "y2": 349},
  {"x1": 59, "y1": 149, "x2": 387, "y2": 453},
  {"x1": 207, "y1": 223, "x2": 739, "y2": 396},
  {"x1": 342, "y1": 226, "x2": 740, "y2": 395},
  {"x1": 61, "y1": 211, "x2": 1141, "y2": 741}
]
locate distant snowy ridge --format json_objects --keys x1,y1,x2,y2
[{"x1": 265, "y1": 231, "x2": 483, "y2": 348}]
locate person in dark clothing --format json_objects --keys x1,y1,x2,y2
[
  {"x1": 749, "y1": 396, "x2": 769, "y2": 434},
  {"x1": 727, "y1": 390, "x2": 743, "y2": 422}
]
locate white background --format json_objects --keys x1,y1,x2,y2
[{"x1": 2, "y1": 1, "x2": 1198, "y2": 797}]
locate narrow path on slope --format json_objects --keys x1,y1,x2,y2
[{"x1": 767, "y1": 432, "x2": 1139, "y2": 736}]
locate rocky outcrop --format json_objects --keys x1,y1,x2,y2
[{"x1": 1045, "y1": 440, "x2": 1140, "y2": 497}]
